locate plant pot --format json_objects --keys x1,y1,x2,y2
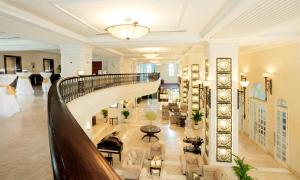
[{"x1": 194, "y1": 124, "x2": 199, "y2": 129}]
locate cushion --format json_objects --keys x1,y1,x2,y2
[
  {"x1": 186, "y1": 154, "x2": 197, "y2": 164},
  {"x1": 127, "y1": 157, "x2": 133, "y2": 165},
  {"x1": 151, "y1": 142, "x2": 161, "y2": 151},
  {"x1": 130, "y1": 151, "x2": 137, "y2": 160}
]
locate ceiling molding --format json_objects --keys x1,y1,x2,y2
[
  {"x1": 0, "y1": 44, "x2": 58, "y2": 51},
  {"x1": 177, "y1": 0, "x2": 189, "y2": 29},
  {"x1": 239, "y1": 40, "x2": 300, "y2": 55},
  {"x1": 52, "y1": 3, "x2": 101, "y2": 34},
  {"x1": 0, "y1": 1, "x2": 88, "y2": 42}
]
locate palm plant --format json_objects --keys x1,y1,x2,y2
[
  {"x1": 232, "y1": 154, "x2": 254, "y2": 180},
  {"x1": 191, "y1": 110, "x2": 203, "y2": 125}
]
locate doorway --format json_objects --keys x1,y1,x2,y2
[
  {"x1": 43, "y1": 58, "x2": 54, "y2": 73},
  {"x1": 275, "y1": 99, "x2": 288, "y2": 166},
  {"x1": 4, "y1": 55, "x2": 22, "y2": 74},
  {"x1": 92, "y1": 61, "x2": 102, "y2": 75},
  {"x1": 249, "y1": 98, "x2": 267, "y2": 149}
]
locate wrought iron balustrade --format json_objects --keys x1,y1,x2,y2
[{"x1": 47, "y1": 73, "x2": 160, "y2": 180}]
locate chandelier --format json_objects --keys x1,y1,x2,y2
[{"x1": 105, "y1": 21, "x2": 150, "y2": 40}]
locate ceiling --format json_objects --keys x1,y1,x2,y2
[{"x1": 0, "y1": 0, "x2": 299, "y2": 60}]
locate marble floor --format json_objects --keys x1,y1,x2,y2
[{"x1": 0, "y1": 90, "x2": 299, "y2": 180}]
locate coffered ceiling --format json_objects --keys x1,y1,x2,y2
[{"x1": 0, "y1": 0, "x2": 299, "y2": 59}]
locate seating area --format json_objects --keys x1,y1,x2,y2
[{"x1": 2, "y1": 1, "x2": 300, "y2": 180}]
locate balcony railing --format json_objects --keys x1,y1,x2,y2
[{"x1": 47, "y1": 73, "x2": 160, "y2": 180}]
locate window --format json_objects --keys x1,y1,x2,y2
[
  {"x1": 275, "y1": 99, "x2": 288, "y2": 165},
  {"x1": 168, "y1": 64, "x2": 174, "y2": 76},
  {"x1": 146, "y1": 64, "x2": 152, "y2": 73}
]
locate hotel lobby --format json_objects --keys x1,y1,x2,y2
[{"x1": 0, "y1": 0, "x2": 300, "y2": 180}]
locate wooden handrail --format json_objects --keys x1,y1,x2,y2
[{"x1": 48, "y1": 73, "x2": 160, "y2": 179}]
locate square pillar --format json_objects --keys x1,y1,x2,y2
[{"x1": 204, "y1": 41, "x2": 238, "y2": 165}]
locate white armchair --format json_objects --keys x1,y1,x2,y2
[
  {"x1": 147, "y1": 141, "x2": 166, "y2": 160},
  {"x1": 122, "y1": 148, "x2": 145, "y2": 180},
  {"x1": 180, "y1": 153, "x2": 203, "y2": 176}
]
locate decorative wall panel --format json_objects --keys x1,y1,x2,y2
[
  {"x1": 191, "y1": 64, "x2": 200, "y2": 111},
  {"x1": 216, "y1": 58, "x2": 232, "y2": 163}
]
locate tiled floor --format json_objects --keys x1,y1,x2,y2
[{"x1": 0, "y1": 90, "x2": 299, "y2": 180}]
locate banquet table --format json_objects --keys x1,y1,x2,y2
[
  {"x1": 16, "y1": 72, "x2": 34, "y2": 95},
  {"x1": 0, "y1": 74, "x2": 20, "y2": 117},
  {"x1": 40, "y1": 72, "x2": 52, "y2": 93}
]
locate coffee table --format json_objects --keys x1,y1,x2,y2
[{"x1": 140, "y1": 125, "x2": 161, "y2": 142}]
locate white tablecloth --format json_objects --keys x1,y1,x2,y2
[
  {"x1": 0, "y1": 74, "x2": 20, "y2": 117},
  {"x1": 40, "y1": 72, "x2": 52, "y2": 93},
  {"x1": 16, "y1": 72, "x2": 34, "y2": 96}
]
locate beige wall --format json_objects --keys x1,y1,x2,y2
[
  {"x1": 0, "y1": 51, "x2": 60, "y2": 74},
  {"x1": 157, "y1": 63, "x2": 179, "y2": 84},
  {"x1": 239, "y1": 43, "x2": 300, "y2": 176}
]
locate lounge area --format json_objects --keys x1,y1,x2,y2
[{"x1": 1, "y1": 1, "x2": 300, "y2": 180}]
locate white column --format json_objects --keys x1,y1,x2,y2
[
  {"x1": 60, "y1": 44, "x2": 93, "y2": 77},
  {"x1": 205, "y1": 41, "x2": 239, "y2": 165}
]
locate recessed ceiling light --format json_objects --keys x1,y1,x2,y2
[{"x1": 144, "y1": 53, "x2": 159, "y2": 59}]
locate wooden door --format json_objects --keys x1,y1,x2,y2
[{"x1": 92, "y1": 61, "x2": 102, "y2": 75}]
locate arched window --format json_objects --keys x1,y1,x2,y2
[{"x1": 168, "y1": 64, "x2": 174, "y2": 76}]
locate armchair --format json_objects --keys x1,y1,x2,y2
[
  {"x1": 147, "y1": 141, "x2": 166, "y2": 160},
  {"x1": 180, "y1": 153, "x2": 203, "y2": 176},
  {"x1": 122, "y1": 148, "x2": 145, "y2": 180}
]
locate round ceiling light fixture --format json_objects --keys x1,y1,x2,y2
[{"x1": 105, "y1": 21, "x2": 150, "y2": 40}]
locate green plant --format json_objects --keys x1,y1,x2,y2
[
  {"x1": 121, "y1": 110, "x2": 130, "y2": 119},
  {"x1": 101, "y1": 109, "x2": 108, "y2": 118},
  {"x1": 232, "y1": 154, "x2": 254, "y2": 180},
  {"x1": 145, "y1": 111, "x2": 157, "y2": 124},
  {"x1": 192, "y1": 110, "x2": 203, "y2": 125}
]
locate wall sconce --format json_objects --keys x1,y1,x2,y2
[
  {"x1": 263, "y1": 73, "x2": 272, "y2": 101},
  {"x1": 237, "y1": 74, "x2": 249, "y2": 119}
]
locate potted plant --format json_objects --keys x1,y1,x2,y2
[
  {"x1": 101, "y1": 109, "x2": 108, "y2": 122},
  {"x1": 192, "y1": 110, "x2": 203, "y2": 129},
  {"x1": 121, "y1": 110, "x2": 130, "y2": 119},
  {"x1": 232, "y1": 154, "x2": 254, "y2": 180},
  {"x1": 145, "y1": 111, "x2": 157, "y2": 125}
]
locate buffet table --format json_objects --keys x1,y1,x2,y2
[
  {"x1": 0, "y1": 74, "x2": 20, "y2": 117},
  {"x1": 40, "y1": 72, "x2": 52, "y2": 93},
  {"x1": 16, "y1": 72, "x2": 34, "y2": 95}
]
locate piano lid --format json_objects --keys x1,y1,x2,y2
[{"x1": 97, "y1": 131, "x2": 123, "y2": 150}]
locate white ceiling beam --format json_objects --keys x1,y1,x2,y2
[{"x1": 200, "y1": 0, "x2": 260, "y2": 39}]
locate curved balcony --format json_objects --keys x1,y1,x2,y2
[{"x1": 47, "y1": 73, "x2": 160, "y2": 180}]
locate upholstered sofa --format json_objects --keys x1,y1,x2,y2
[
  {"x1": 147, "y1": 141, "x2": 166, "y2": 160},
  {"x1": 180, "y1": 153, "x2": 204, "y2": 176},
  {"x1": 122, "y1": 148, "x2": 145, "y2": 180},
  {"x1": 203, "y1": 165, "x2": 238, "y2": 180}
]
